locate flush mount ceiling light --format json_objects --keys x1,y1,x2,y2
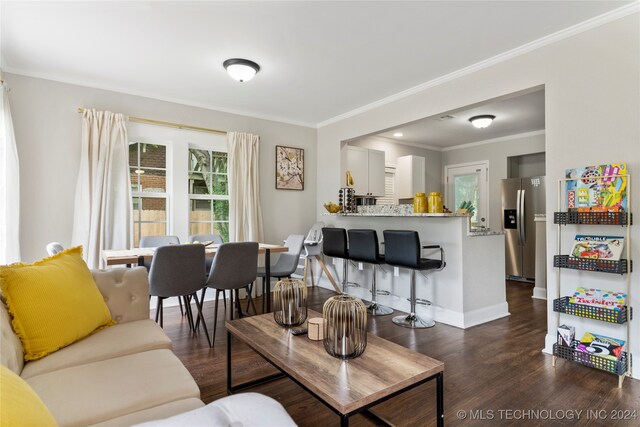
[
  {"x1": 393, "y1": 132, "x2": 403, "y2": 137},
  {"x1": 223, "y1": 58, "x2": 260, "y2": 82},
  {"x1": 469, "y1": 115, "x2": 496, "y2": 129}
]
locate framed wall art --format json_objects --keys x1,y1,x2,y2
[{"x1": 276, "y1": 145, "x2": 304, "y2": 190}]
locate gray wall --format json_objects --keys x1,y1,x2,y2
[
  {"x1": 348, "y1": 136, "x2": 443, "y2": 194},
  {"x1": 441, "y1": 132, "x2": 545, "y2": 231},
  {"x1": 6, "y1": 73, "x2": 317, "y2": 262}
]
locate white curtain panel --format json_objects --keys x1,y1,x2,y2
[
  {"x1": 227, "y1": 131, "x2": 264, "y2": 242},
  {"x1": 72, "y1": 109, "x2": 132, "y2": 268},
  {"x1": 0, "y1": 83, "x2": 21, "y2": 264}
]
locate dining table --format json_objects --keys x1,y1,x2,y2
[{"x1": 102, "y1": 243, "x2": 289, "y2": 312}]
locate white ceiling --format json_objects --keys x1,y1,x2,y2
[
  {"x1": 375, "y1": 88, "x2": 545, "y2": 149},
  {"x1": 1, "y1": 1, "x2": 633, "y2": 127}
]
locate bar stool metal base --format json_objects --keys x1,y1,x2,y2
[
  {"x1": 366, "y1": 302, "x2": 394, "y2": 316},
  {"x1": 392, "y1": 313, "x2": 435, "y2": 329}
]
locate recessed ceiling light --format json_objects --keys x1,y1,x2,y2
[
  {"x1": 469, "y1": 115, "x2": 496, "y2": 129},
  {"x1": 223, "y1": 58, "x2": 260, "y2": 82},
  {"x1": 393, "y1": 132, "x2": 403, "y2": 137}
]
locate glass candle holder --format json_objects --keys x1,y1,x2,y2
[
  {"x1": 273, "y1": 278, "x2": 307, "y2": 327},
  {"x1": 323, "y1": 295, "x2": 367, "y2": 359}
]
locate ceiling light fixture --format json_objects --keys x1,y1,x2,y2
[
  {"x1": 223, "y1": 58, "x2": 260, "y2": 82},
  {"x1": 469, "y1": 115, "x2": 496, "y2": 129},
  {"x1": 393, "y1": 132, "x2": 403, "y2": 137}
]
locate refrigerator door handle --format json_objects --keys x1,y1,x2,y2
[
  {"x1": 516, "y1": 189, "x2": 522, "y2": 246},
  {"x1": 520, "y1": 189, "x2": 526, "y2": 245}
]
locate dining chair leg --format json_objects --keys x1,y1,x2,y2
[
  {"x1": 178, "y1": 296, "x2": 184, "y2": 316},
  {"x1": 191, "y1": 292, "x2": 212, "y2": 347},
  {"x1": 222, "y1": 290, "x2": 227, "y2": 310},
  {"x1": 158, "y1": 298, "x2": 164, "y2": 328},
  {"x1": 154, "y1": 297, "x2": 161, "y2": 323},
  {"x1": 246, "y1": 285, "x2": 258, "y2": 315},
  {"x1": 234, "y1": 289, "x2": 243, "y2": 319},
  {"x1": 245, "y1": 283, "x2": 253, "y2": 313},
  {"x1": 194, "y1": 288, "x2": 207, "y2": 331},
  {"x1": 183, "y1": 296, "x2": 194, "y2": 331},
  {"x1": 229, "y1": 291, "x2": 234, "y2": 321},
  {"x1": 209, "y1": 290, "x2": 220, "y2": 347}
]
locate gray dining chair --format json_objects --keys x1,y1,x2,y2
[
  {"x1": 140, "y1": 235, "x2": 185, "y2": 314},
  {"x1": 196, "y1": 242, "x2": 259, "y2": 347},
  {"x1": 251, "y1": 234, "x2": 305, "y2": 311},
  {"x1": 148, "y1": 244, "x2": 211, "y2": 346}
]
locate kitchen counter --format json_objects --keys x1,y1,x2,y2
[
  {"x1": 315, "y1": 213, "x2": 509, "y2": 329},
  {"x1": 322, "y1": 211, "x2": 505, "y2": 237}
]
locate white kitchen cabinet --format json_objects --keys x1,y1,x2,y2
[
  {"x1": 395, "y1": 155, "x2": 425, "y2": 200},
  {"x1": 346, "y1": 146, "x2": 385, "y2": 196}
]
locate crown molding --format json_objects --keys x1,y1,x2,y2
[
  {"x1": 316, "y1": 2, "x2": 640, "y2": 128},
  {"x1": 440, "y1": 129, "x2": 546, "y2": 152},
  {"x1": 2, "y1": 67, "x2": 317, "y2": 129}
]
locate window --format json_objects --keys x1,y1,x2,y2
[
  {"x1": 188, "y1": 148, "x2": 229, "y2": 241},
  {"x1": 445, "y1": 161, "x2": 489, "y2": 226},
  {"x1": 376, "y1": 167, "x2": 396, "y2": 205},
  {"x1": 129, "y1": 142, "x2": 168, "y2": 247}
]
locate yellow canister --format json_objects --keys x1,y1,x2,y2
[
  {"x1": 413, "y1": 193, "x2": 427, "y2": 213},
  {"x1": 427, "y1": 192, "x2": 443, "y2": 213}
]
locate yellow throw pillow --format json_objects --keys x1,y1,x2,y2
[
  {"x1": 0, "y1": 246, "x2": 115, "y2": 361},
  {"x1": 0, "y1": 365, "x2": 58, "y2": 427}
]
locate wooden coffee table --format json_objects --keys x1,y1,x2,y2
[{"x1": 225, "y1": 310, "x2": 444, "y2": 426}]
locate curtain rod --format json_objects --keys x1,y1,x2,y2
[{"x1": 77, "y1": 108, "x2": 227, "y2": 135}]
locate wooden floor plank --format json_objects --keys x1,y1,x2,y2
[{"x1": 159, "y1": 281, "x2": 639, "y2": 426}]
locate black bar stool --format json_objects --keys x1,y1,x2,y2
[
  {"x1": 383, "y1": 230, "x2": 445, "y2": 328},
  {"x1": 322, "y1": 227, "x2": 358, "y2": 293},
  {"x1": 347, "y1": 229, "x2": 393, "y2": 316}
]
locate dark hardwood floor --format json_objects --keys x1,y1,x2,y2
[{"x1": 159, "y1": 282, "x2": 639, "y2": 426}]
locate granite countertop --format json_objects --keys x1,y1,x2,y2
[
  {"x1": 467, "y1": 230, "x2": 505, "y2": 237},
  {"x1": 323, "y1": 212, "x2": 470, "y2": 217}
]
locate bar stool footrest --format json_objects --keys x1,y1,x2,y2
[{"x1": 406, "y1": 297, "x2": 432, "y2": 306}]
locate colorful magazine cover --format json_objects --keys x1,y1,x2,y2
[
  {"x1": 575, "y1": 332, "x2": 625, "y2": 361},
  {"x1": 569, "y1": 235, "x2": 624, "y2": 261},
  {"x1": 565, "y1": 163, "x2": 627, "y2": 211},
  {"x1": 569, "y1": 287, "x2": 626, "y2": 310}
]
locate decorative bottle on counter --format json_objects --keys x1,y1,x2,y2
[
  {"x1": 427, "y1": 192, "x2": 443, "y2": 213},
  {"x1": 413, "y1": 193, "x2": 427, "y2": 213}
]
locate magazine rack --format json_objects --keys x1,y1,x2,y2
[{"x1": 552, "y1": 173, "x2": 632, "y2": 388}]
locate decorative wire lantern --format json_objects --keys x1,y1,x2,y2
[
  {"x1": 323, "y1": 295, "x2": 367, "y2": 359},
  {"x1": 273, "y1": 278, "x2": 308, "y2": 327}
]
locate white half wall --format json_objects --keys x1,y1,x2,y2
[
  {"x1": 6, "y1": 73, "x2": 317, "y2": 263},
  {"x1": 316, "y1": 14, "x2": 639, "y2": 378}
]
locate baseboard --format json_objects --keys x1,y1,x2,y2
[
  {"x1": 532, "y1": 287, "x2": 547, "y2": 300},
  {"x1": 462, "y1": 302, "x2": 511, "y2": 328}
]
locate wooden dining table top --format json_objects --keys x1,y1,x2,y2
[{"x1": 102, "y1": 243, "x2": 288, "y2": 266}]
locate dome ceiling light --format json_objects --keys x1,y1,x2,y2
[
  {"x1": 223, "y1": 58, "x2": 260, "y2": 82},
  {"x1": 469, "y1": 115, "x2": 496, "y2": 129}
]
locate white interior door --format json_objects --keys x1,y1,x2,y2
[{"x1": 445, "y1": 161, "x2": 489, "y2": 227}]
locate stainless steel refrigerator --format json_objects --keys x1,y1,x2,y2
[{"x1": 501, "y1": 176, "x2": 546, "y2": 281}]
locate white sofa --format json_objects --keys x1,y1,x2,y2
[{"x1": 0, "y1": 267, "x2": 295, "y2": 427}]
